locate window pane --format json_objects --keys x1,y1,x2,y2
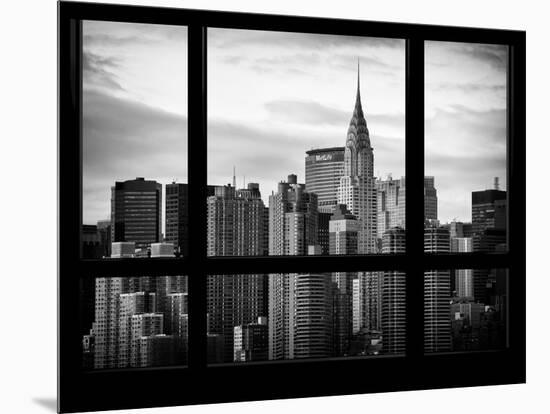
[
  {"x1": 206, "y1": 271, "x2": 406, "y2": 364},
  {"x1": 424, "y1": 268, "x2": 508, "y2": 353},
  {"x1": 425, "y1": 42, "x2": 508, "y2": 252},
  {"x1": 81, "y1": 276, "x2": 188, "y2": 369},
  {"x1": 207, "y1": 29, "x2": 406, "y2": 256},
  {"x1": 81, "y1": 21, "x2": 188, "y2": 258}
]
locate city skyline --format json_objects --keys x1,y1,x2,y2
[{"x1": 82, "y1": 22, "x2": 506, "y2": 228}]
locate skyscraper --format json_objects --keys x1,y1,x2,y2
[
  {"x1": 472, "y1": 185, "x2": 507, "y2": 302},
  {"x1": 268, "y1": 174, "x2": 318, "y2": 256},
  {"x1": 233, "y1": 317, "x2": 268, "y2": 362},
  {"x1": 268, "y1": 175, "x2": 327, "y2": 360},
  {"x1": 165, "y1": 182, "x2": 188, "y2": 256},
  {"x1": 337, "y1": 65, "x2": 377, "y2": 255},
  {"x1": 381, "y1": 227, "x2": 406, "y2": 354},
  {"x1": 111, "y1": 177, "x2": 162, "y2": 251},
  {"x1": 165, "y1": 183, "x2": 216, "y2": 257},
  {"x1": 451, "y1": 237, "x2": 474, "y2": 298},
  {"x1": 305, "y1": 147, "x2": 345, "y2": 213},
  {"x1": 424, "y1": 176, "x2": 438, "y2": 221},
  {"x1": 376, "y1": 176, "x2": 439, "y2": 244},
  {"x1": 206, "y1": 183, "x2": 268, "y2": 362},
  {"x1": 329, "y1": 204, "x2": 358, "y2": 356},
  {"x1": 424, "y1": 225, "x2": 452, "y2": 352}
]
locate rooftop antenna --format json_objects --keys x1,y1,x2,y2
[{"x1": 232, "y1": 166, "x2": 236, "y2": 188}]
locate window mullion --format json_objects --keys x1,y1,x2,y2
[
  {"x1": 187, "y1": 24, "x2": 208, "y2": 370},
  {"x1": 405, "y1": 37, "x2": 425, "y2": 359}
]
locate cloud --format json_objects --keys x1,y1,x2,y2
[
  {"x1": 425, "y1": 105, "x2": 507, "y2": 222},
  {"x1": 209, "y1": 28, "x2": 404, "y2": 51},
  {"x1": 82, "y1": 90, "x2": 188, "y2": 223},
  {"x1": 264, "y1": 99, "x2": 405, "y2": 131},
  {"x1": 82, "y1": 50, "x2": 125, "y2": 91}
]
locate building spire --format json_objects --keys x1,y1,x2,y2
[
  {"x1": 233, "y1": 166, "x2": 236, "y2": 188},
  {"x1": 357, "y1": 58, "x2": 361, "y2": 102}
]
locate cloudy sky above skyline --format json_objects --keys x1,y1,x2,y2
[{"x1": 82, "y1": 21, "x2": 506, "y2": 226}]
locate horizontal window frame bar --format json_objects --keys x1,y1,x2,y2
[
  {"x1": 61, "y1": 2, "x2": 524, "y2": 45},
  {"x1": 77, "y1": 252, "x2": 511, "y2": 277}
]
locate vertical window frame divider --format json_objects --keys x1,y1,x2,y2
[
  {"x1": 187, "y1": 23, "x2": 208, "y2": 371},
  {"x1": 405, "y1": 37, "x2": 425, "y2": 360}
]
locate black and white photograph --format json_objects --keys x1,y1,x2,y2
[{"x1": 78, "y1": 23, "x2": 509, "y2": 371}]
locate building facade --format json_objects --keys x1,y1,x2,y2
[
  {"x1": 305, "y1": 147, "x2": 344, "y2": 213},
  {"x1": 111, "y1": 177, "x2": 162, "y2": 251}
]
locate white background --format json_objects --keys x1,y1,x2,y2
[{"x1": 0, "y1": 0, "x2": 547, "y2": 413}]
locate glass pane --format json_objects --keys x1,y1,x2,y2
[
  {"x1": 424, "y1": 268, "x2": 508, "y2": 353},
  {"x1": 425, "y1": 42, "x2": 508, "y2": 252},
  {"x1": 207, "y1": 271, "x2": 405, "y2": 364},
  {"x1": 207, "y1": 29, "x2": 406, "y2": 256},
  {"x1": 81, "y1": 21, "x2": 188, "y2": 258},
  {"x1": 81, "y1": 276, "x2": 188, "y2": 369}
]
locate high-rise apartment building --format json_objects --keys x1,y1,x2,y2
[
  {"x1": 381, "y1": 227, "x2": 406, "y2": 354},
  {"x1": 376, "y1": 176, "x2": 439, "y2": 245},
  {"x1": 269, "y1": 175, "x2": 318, "y2": 256},
  {"x1": 111, "y1": 177, "x2": 162, "y2": 251},
  {"x1": 305, "y1": 147, "x2": 344, "y2": 213},
  {"x1": 424, "y1": 225, "x2": 452, "y2": 352},
  {"x1": 206, "y1": 183, "x2": 268, "y2": 362}
]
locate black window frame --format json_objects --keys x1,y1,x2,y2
[{"x1": 58, "y1": 1, "x2": 525, "y2": 413}]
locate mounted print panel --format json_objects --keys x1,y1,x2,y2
[{"x1": 81, "y1": 21, "x2": 189, "y2": 259}]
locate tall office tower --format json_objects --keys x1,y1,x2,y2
[
  {"x1": 268, "y1": 175, "x2": 319, "y2": 360},
  {"x1": 329, "y1": 204, "x2": 358, "y2": 356},
  {"x1": 376, "y1": 177, "x2": 406, "y2": 243},
  {"x1": 269, "y1": 174, "x2": 318, "y2": 256},
  {"x1": 472, "y1": 185, "x2": 507, "y2": 302},
  {"x1": 97, "y1": 219, "x2": 112, "y2": 258},
  {"x1": 381, "y1": 227, "x2": 406, "y2": 354},
  {"x1": 118, "y1": 291, "x2": 157, "y2": 367},
  {"x1": 269, "y1": 272, "x2": 333, "y2": 360},
  {"x1": 472, "y1": 187, "x2": 507, "y2": 235},
  {"x1": 424, "y1": 176, "x2": 438, "y2": 221},
  {"x1": 337, "y1": 66, "x2": 376, "y2": 255},
  {"x1": 165, "y1": 182, "x2": 188, "y2": 256},
  {"x1": 206, "y1": 183, "x2": 268, "y2": 362},
  {"x1": 233, "y1": 317, "x2": 269, "y2": 362},
  {"x1": 305, "y1": 147, "x2": 345, "y2": 213},
  {"x1": 448, "y1": 220, "x2": 473, "y2": 239},
  {"x1": 451, "y1": 237, "x2": 474, "y2": 298},
  {"x1": 318, "y1": 212, "x2": 331, "y2": 255},
  {"x1": 336, "y1": 64, "x2": 379, "y2": 336},
  {"x1": 111, "y1": 177, "x2": 162, "y2": 251},
  {"x1": 165, "y1": 183, "x2": 216, "y2": 257},
  {"x1": 424, "y1": 225, "x2": 452, "y2": 352}
]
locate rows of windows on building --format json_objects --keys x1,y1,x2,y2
[{"x1": 82, "y1": 68, "x2": 508, "y2": 368}]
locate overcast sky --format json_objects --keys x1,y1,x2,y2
[{"x1": 82, "y1": 22, "x2": 506, "y2": 226}]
